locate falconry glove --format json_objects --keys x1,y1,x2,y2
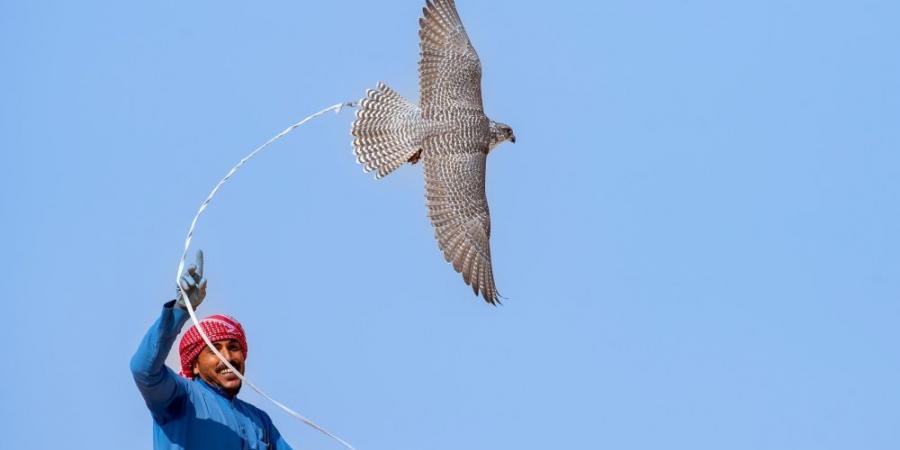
[{"x1": 175, "y1": 250, "x2": 207, "y2": 311}]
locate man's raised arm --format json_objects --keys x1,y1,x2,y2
[{"x1": 130, "y1": 251, "x2": 207, "y2": 422}]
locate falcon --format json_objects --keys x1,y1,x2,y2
[{"x1": 351, "y1": 0, "x2": 515, "y2": 304}]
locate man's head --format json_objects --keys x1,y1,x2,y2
[{"x1": 179, "y1": 315, "x2": 248, "y2": 397}]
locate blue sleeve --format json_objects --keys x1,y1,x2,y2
[{"x1": 130, "y1": 300, "x2": 191, "y2": 423}]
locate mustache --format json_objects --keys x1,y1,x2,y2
[{"x1": 215, "y1": 362, "x2": 243, "y2": 372}]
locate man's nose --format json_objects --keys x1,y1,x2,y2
[{"x1": 219, "y1": 347, "x2": 236, "y2": 361}]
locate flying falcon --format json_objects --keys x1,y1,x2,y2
[{"x1": 351, "y1": 0, "x2": 516, "y2": 304}]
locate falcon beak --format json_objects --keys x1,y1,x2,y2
[{"x1": 510, "y1": 134, "x2": 516, "y2": 144}]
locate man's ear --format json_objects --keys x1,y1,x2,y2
[{"x1": 193, "y1": 362, "x2": 199, "y2": 377}]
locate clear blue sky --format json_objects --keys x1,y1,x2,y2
[{"x1": 2, "y1": 1, "x2": 899, "y2": 449}]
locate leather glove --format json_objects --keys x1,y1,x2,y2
[{"x1": 176, "y1": 250, "x2": 207, "y2": 311}]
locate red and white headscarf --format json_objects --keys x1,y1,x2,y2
[{"x1": 178, "y1": 314, "x2": 248, "y2": 378}]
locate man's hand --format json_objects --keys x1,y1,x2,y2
[{"x1": 176, "y1": 250, "x2": 207, "y2": 311}]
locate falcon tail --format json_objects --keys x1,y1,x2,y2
[{"x1": 352, "y1": 82, "x2": 427, "y2": 179}]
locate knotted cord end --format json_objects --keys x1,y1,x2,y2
[{"x1": 336, "y1": 101, "x2": 358, "y2": 114}]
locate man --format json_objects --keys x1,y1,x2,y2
[{"x1": 130, "y1": 251, "x2": 293, "y2": 449}]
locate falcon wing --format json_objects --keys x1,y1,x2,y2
[
  {"x1": 423, "y1": 135, "x2": 498, "y2": 304},
  {"x1": 418, "y1": 0, "x2": 484, "y2": 114}
]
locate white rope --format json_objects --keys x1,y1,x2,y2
[{"x1": 176, "y1": 101, "x2": 358, "y2": 450}]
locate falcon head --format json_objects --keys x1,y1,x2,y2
[{"x1": 488, "y1": 121, "x2": 516, "y2": 151}]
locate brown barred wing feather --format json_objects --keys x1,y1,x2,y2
[
  {"x1": 418, "y1": 0, "x2": 484, "y2": 114},
  {"x1": 423, "y1": 135, "x2": 499, "y2": 304}
]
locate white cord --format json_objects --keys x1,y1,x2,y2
[{"x1": 176, "y1": 101, "x2": 358, "y2": 450}]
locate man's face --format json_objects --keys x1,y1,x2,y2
[{"x1": 193, "y1": 339, "x2": 245, "y2": 396}]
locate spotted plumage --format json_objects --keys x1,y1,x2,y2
[{"x1": 351, "y1": 0, "x2": 515, "y2": 304}]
